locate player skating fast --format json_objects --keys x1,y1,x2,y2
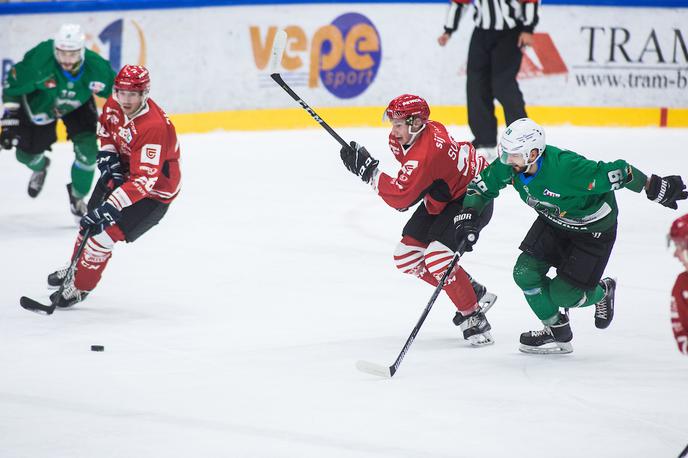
[
  {"x1": 340, "y1": 94, "x2": 496, "y2": 346},
  {"x1": 455, "y1": 117, "x2": 687, "y2": 354},
  {"x1": 46, "y1": 64, "x2": 181, "y2": 308},
  {"x1": 669, "y1": 214, "x2": 688, "y2": 355},
  {"x1": 1, "y1": 24, "x2": 116, "y2": 218}
]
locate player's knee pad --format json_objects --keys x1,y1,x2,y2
[
  {"x1": 394, "y1": 236, "x2": 428, "y2": 275},
  {"x1": 71, "y1": 132, "x2": 98, "y2": 166},
  {"x1": 549, "y1": 276, "x2": 587, "y2": 309},
  {"x1": 424, "y1": 241, "x2": 454, "y2": 279},
  {"x1": 513, "y1": 253, "x2": 548, "y2": 291}
]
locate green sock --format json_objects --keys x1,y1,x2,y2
[
  {"x1": 71, "y1": 132, "x2": 98, "y2": 197},
  {"x1": 513, "y1": 253, "x2": 559, "y2": 321},
  {"x1": 16, "y1": 149, "x2": 46, "y2": 172}
]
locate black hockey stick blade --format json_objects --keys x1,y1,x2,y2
[
  {"x1": 356, "y1": 360, "x2": 394, "y2": 378},
  {"x1": 20, "y1": 296, "x2": 56, "y2": 315}
]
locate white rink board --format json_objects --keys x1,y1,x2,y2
[{"x1": 1, "y1": 4, "x2": 687, "y2": 113}]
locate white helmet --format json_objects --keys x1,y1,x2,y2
[
  {"x1": 54, "y1": 24, "x2": 86, "y2": 68},
  {"x1": 498, "y1": 118, "x2": 546, "y2": 166}
]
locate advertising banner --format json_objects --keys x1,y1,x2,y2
[{"x1": 1, "y1": 4, "x2": 686, "y2": 116}]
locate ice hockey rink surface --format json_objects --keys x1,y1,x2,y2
[{"x1": 0, "y1": 125, "x2": 686, "y2": 457}]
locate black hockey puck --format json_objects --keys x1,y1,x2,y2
[{"x1": 90, "y1": 345, "x2": 105, "y2": 352}]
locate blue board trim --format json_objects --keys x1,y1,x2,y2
[{"x1": 0, "y1": 0, "x2": 686, "y2": 16}]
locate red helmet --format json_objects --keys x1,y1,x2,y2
[
  {"x1": 385, "y1": 94, "x2": 430, "y2": 124},
  {"x1": 670, "y1": 214, "x2": 688, "y2": 243},
  {"x1": 114, "y1": 65, "x2": 151, "y2": 92}
]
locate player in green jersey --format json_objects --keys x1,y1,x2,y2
[
  {"x1": 1, "y1": 24, "x2": 116, "y2": 219},
  {"x1": 454, "y1": 118, "x2": 687, "y2": 354}
]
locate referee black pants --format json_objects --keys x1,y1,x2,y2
[{"x1": 466, "y1": 28, "x2": 527, "y2": 148}]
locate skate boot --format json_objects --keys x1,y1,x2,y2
[
  {"x1": 595, "y1": 277, "x2": 616, "y2": 329},
  {"x1": 49, "y1": 276, "x2": 88, "y2": 308},
  {"x1": 67, "y1": 183, "x2": 87, "y2": 220},
  {"x1": 519, "y1": 313, "x2": 573, "y2": 354},
  {"x1": 27, "y1": 157, "x2": 51, "y2": 198},
  {"x1": 468, "y1": 275, "x2": 498, "y2": 313},
  {"x1": 47, "y1": 265, "x2": 69, "y2": 288},
  {"x1": 453, "y1": 309, "x2": 494, "y2": 346}
]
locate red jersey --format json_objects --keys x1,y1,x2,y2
[
  {"x1": 373, "y1": 120, "x2": 487, "y2": 214},
  {"x1": 671, "y1": 271, "x2": 688, "y2": 355},
  {"x1": 97, "y1": 97, "x2": 181, "y2": 210}
]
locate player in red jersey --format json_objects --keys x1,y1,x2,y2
[
  {"x1": 340, "y1": 94, "x2": 496, "y2": 345},
  {"x1": 47, "y1": 64, "x2": 181, "y2": 308},
  {"x1": 669, "y1": 214, "x2": 688, "y2": 355}
]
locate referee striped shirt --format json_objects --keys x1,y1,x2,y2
[{"x1": 444, "y1": 0, "x2": 540, "y2": 34}]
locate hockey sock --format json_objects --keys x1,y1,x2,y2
[
  {"x1": 74, "y1": 225, "x2": 125, "y2": 291},
  {"x1": 394, "y1": 236, "x2": 477, "y2": 312},
  {"x1": 16, "y1": 148, "x2": 46, "y2": 171},
  {"x1": 70, "y1": 132, "x2": 98, "y2": 198},
  {"x1": 425, "y1": 241, "x2": 477, "y2": 314},
  {"x1": 513, "y1": 253, "x2": 559, "y2": 321},
  {"x1": 550, "y1": 277, "x2": 604, "y2": 309},
  {"x1": 395, "y1": 236, "x2": 438, "y2": 285}
]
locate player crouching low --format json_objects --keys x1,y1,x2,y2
[
  {"x1": 339, "y1": 94, "x2": 496, "y2": 346},
  {"x1": 47, "y1": 65, "x2": 181, "y2": 307}
]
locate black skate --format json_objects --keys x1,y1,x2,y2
[
  {"x1": 453, "y1": 310, "x2": 494, "y2": 346},
  {"x1": 49, "y1": 280, "x2": 88, "y2": 308},
  {"x1": 519, "y1": 313, "x2": 573, "y2": 354},
  {"x1": 27, "y1": 157, "x2": 50, "y2": 198},
  {"x1": 595, "y1": 277, "x2": 616, "y2": 329},
  {"x1": 67, "y1": 183, "x2": 87, "y2": 221},
  {"x1": 47, "y1": 266, "x2": 69, "y2": 288},
  {"x1": 469, "y1": 275, "x2": 498, "y2": 313}
]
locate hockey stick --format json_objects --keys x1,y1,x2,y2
[
  {"x1": 20, "y1": 228, "x2": 92, "y2": 315},
  {"x1": 268, "y1": 30, "x2": 350, "y2": 150},
  {"x1": 356, "y1": 237, "x2": 475, "y2": 378}
]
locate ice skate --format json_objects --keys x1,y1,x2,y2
[
  {"x1": 595, "y1": 277, "x2": 616, "y2": 329},
  {"x1": 454, "y1": 309, "x2": 494, "y2": 346},
  {"x1": 469, "y1": 276, "x2": 498, "y2": 314},
  {"x1": 27, "y1": 157, "x2": 50, "y2": 198},
  {"x1": 519, "y1": 313, "x2": 573, "y2": 354},
  {"x1": 67, "y1": 183, "x2": 87, "y2": 221},
  {"x1": 47, "y1": 265, "x2": 69, "y2": 288},
  {"x1": 49, "y1": 276, "x2": 88, "y2": 308}
]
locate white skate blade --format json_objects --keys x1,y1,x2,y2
[
  {"x1": 356, "y1": 360, "x2": 392, "y2": 378},
  {"x1": 479, "y1": 292, "x2": 497, "y2": 314},
  {"x1": 467, "y1": 331, "x2": 494, "y2": 347},
  {"x1": 519, "y1": 342, "x2": 573, "y2": 355}
]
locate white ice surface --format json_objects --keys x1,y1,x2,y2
[{"x1": 1, "y1": 126, "x2": 687, "y2": 457}]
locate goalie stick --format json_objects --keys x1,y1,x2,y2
[
  {"x1": 268, "y1": 29, "x2": 351, "y2": 150},
  {"x1": 20, "y1": 229, "x2": 92, "y2": 315},
  {"x1": 356, "y1": 237, "x2": 478, "y2": 378}
]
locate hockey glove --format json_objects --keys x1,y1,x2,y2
[
  {"x1": 80, "y1": 202, "x2": 121, "y2": 236},
  {"x1": 0, "y1": 104, "x2": 20, "y2": 150},
  {"x1": 646, "y1": 174, "x2": 688, "y2": 210},
  {"x1": 96, "y1": 150, "x2": 125, "y2": 190},
  {"x1": 454, "y1": 208, "x2": 480, "y2": 252},
  {"x1": 340, "y1": 141, "x2": 379, "y2": 184}
]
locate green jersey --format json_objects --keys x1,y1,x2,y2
[
  {"x1": 464, "y1": 145, "x2": 649, "y2": 233},
  {"x1": 2, "y1": 40, "x2": 115, "y2": 125}
]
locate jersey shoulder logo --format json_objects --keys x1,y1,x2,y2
[
  {"x1": 402, "y1": 160, "x2": 419, "y2": 176},
  {"x1": 89, "y1": 81, "x2": 106, "y2": 93},
  {"x1": 543, "y1": 188, "x2": 561, "y2": 198},
  {"x1": 141, "y1": 144, "x2": 162, "y2": 166},
  {"x1": 118, "y1": 127, "x2": 132, "y2": 144}
]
